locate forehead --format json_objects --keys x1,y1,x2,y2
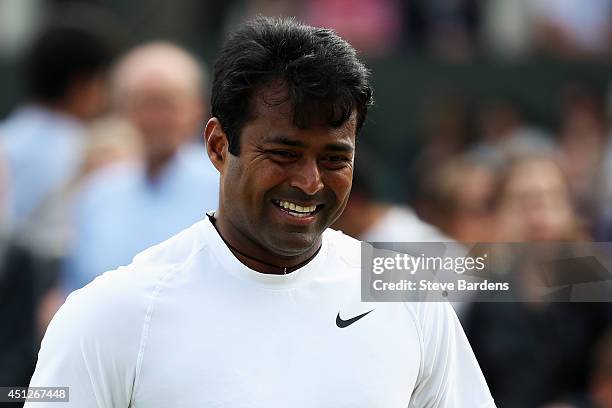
[
  {"x1": 506, "y1": 160, "x2": 566, "y2": 194},
  {"x1": 115, "y1": 50, "x2": 201, "y2": 101},
  {"x1": 243, "y1": 83, "x2": 358, "y2": 145}
]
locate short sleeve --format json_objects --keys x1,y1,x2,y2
[
  {"x1": 407, "y1": 302, "x2": 496, "y2": 408},
  {"x1": 25, "y1": 269, "x2": 146, "y2": 408}
]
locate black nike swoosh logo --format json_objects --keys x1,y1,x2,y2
[{"x1": 336, "y1": 309, "x2": 374, "y2": 328}]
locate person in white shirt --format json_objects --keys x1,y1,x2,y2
[{"x1": 27, "y1": 17, "x2": 495, "y2": 407}]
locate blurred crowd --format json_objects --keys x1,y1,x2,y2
[
  {"x1": 5, "y1": 0, "x2": 612, "y2": 61},
  {"x1": 2, "y1": 1, "x2": 612, "y2": 408},
  {"x1": 221, "y1": 0, "x2": 612, "y2": 60}
]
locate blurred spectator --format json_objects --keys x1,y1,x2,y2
[
  {"x1": 471, "y1": 98, "x2": 556, "y2": 167},
  {"x1": 301, "y1": 0, "x2": 403, "y2": 56},
  {"x1": 593, "y1": 83, "x2": 612, "y2": 242},
  {"x1": 591, "y1": 330, "x2": 612, "y2": 408},
  {"x1": 62, "y1": 42, "x2": 219, "y2": 293},
  {"x1": 224, "y1": 0, "x2": 403, "y2": 56},
  {"x1": 403, "y1": 0, "x2": 478, "y2": 60},
  {"x1": 599, "y1": 141, "x2": 612, "y2": 241},
  {"x1": 495, "y1": 156, "x2": 587, "y2": 242},
  {"x1": 11, "y1": 116, "x2": 142, "y2": 338},
  {"x1": 407, "y1": 91, "x2": 473, "y2": 202},
  {"x1": 482, "y1": 0, "x2": 612, "y2": 59},
  {"x1": 0, "y1": 152, "x2": 56, "y2": 394},
  {"x1": 556, "y1": 84, "x2": 607, "y2": 229},
  {"x1": 464, "y1": 156, "x2": 610, "y2": 408},
  {"x1": 530, "y1": 0, "x2": 612, "y2": 58},
  {"x1": 417, "y1": 155, "x2": 496, "y2": 242},
  {"x1": 332, "y1": 146, "x2": 447, "y2": 242},
  {"x1": 21, "y1": 116, "x2": 141, "y2": 262},
  {"x1": 418, "y1": 93, "x2": 472, "y2": 163},
  {"x1": 480, "y1": 0, "x2": 536, "y2": 60},
  {"x1": 0, "y1": 0, "x2": 42, "y2": 58},
  {"x1": 0, "y1": 11, "x2": 118, "y2": 232}
]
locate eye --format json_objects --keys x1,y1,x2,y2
[
  {"x1": 267, "y1": 150, "x2": 299, "y2": 162},
  {"x1": 321, "y1": 154, "x2": 352, "y2": 169},
  {"x1": 326, "y1": 155, "x2": 347, "y2": 162}
]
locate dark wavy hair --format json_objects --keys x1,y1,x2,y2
[
  {"x1": 211, "y1": 17, "x2": 374, "y2": 155},
  {"x1": 22, "y1": 9, "x2": 118, "y2": 102}
]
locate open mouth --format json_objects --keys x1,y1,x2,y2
[{"x1": 272, "y1": 199, "x2": 324, "y2": 218}]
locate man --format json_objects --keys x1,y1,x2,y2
[
  {"x1": 0, "y1": 13, "x2": 116, "y2": 230},
  {"x1": 62, "y1": 42, "x2": 219, "y2": 292},
  {"x1": 28, "y1": 17, "x2": 495, "y2": 407}
]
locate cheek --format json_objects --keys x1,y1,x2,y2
[
  {"x1": 324, "y1": 169, "x2": 353, "y2": 202},
  {"x1": 237, "y1": 160, "x2": 288, "y2": 201},
  {"x1": 221, "y1": 160, "x2": 245, "y2": 202}
]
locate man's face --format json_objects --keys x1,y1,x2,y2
[
  {"x1": 218, "y1": 90, "x2": 356, "y2": 257},
  {"x1": 124, "y1": 73, "x2": 202, "y2": 166},
  {"x1": 497, "y1": 160, "x2": 574, "y2": 241}
]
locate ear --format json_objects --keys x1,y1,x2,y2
[{"x1": 205, "y1": 117, "x2": 228, "y2": 173}]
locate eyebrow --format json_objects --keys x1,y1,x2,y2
[{"x1": 266, "y1": 136, "x2": 354, "y2": 153}]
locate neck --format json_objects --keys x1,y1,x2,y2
[{"x1": 209, "y1": 210, "x2": 320, "y2": 274}]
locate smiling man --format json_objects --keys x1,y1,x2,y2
[
  {"x1": 27, "y1": 17, "x2": 495, "y2": 407},
  {"x1": 206, "y1": 78, "x2": 359, "y2": 270}
]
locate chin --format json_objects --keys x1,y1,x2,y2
[{"x1": 267, "y1": 231, "x2": 320, "y2": 257}]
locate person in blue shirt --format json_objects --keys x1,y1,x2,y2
[
  {"x1": 0, "y1": 12, "x2": 117, "y2": 230},
  {"x1": 62, "y1": 42, "x2": 219, "y2": 292}
]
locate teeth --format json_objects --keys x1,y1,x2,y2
[{"x1": 276, "y1": 200, "x2": 317, "y2": 214}]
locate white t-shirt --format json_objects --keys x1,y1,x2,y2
[
  {"x1": 361, "y1": 206, "x2": 450, "y2": 243},
  {"x1": 28, "y1": 217, "x2": 495, "y2": 407}
]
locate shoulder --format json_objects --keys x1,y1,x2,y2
[
  {"x1": 129, "y1": 218, "x2": 211, "y2": 268},
  {"x1": 402, "y1": 301, "x2": 457, "y2": 335},
  {"x1": 31, "y1": 220, "x2": 211, "y2": 397},
  {"x1": 401, "y1": 301, "x2": 463, "y2": 370},
  {"x1": 60, "y1": 219, "x2": 210, "y2": 331},
  {"x1": 323, "y1": 228, "x2": 363, "y2": 268}
]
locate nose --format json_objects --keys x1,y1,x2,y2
[{"x1": 289, "y1": 158, "x2": 324, "y2": 196}]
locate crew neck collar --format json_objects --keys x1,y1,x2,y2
[{"x1": 203, "y1": 212, "x2": 328, "y2": 289}]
